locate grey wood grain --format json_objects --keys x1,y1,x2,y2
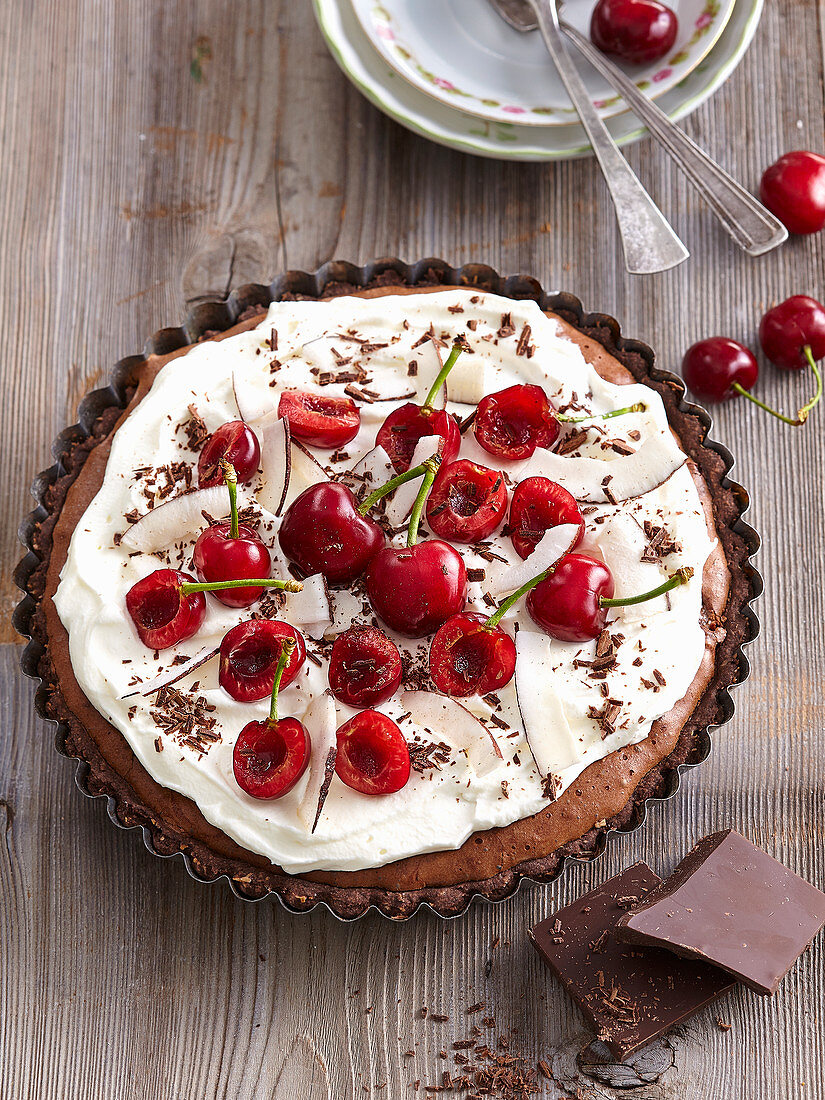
[{"x1": 2, "y1": 1, "x2": 825, "y2": 1097}]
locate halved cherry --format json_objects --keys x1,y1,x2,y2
[
  {"x1": 366, "y1": 457, "x2": 467, "y2": 638},
  {"x1": 198, "y1": 420, "x2": 260, "y2": 487},
  {"x1": 278, "y1": 390, "x2": 360, "y2": 449},
  {"x1": 219, "y1": 619, "x2": 306, "y2": 702},
  {"x1": 335, "y1": 710, "x2": 410, "y2": 795},
  {"x1": 425, "y1": 459, "x2": 507, "y2": 543},
  {"x1": 233, "y1": 639, "x2": 311, "y2": 800},
  {"x1": 126, "y1": 569, "x2": 206, "y2": 650},
  {"x1": 473, "y1": 384, "x2": 559, "y2": 460},
  {"x1": 375, "y1": 341, "x2": 463, "y2": 472},
  {"x1": 328, "y1": 626, "x2": 402, "y2": 708},
  {"x1": 508, "y1": 477, "x2": 585, "y2": 560},
  {"x1": 192, "y1": 460, "x2": 271, "y2": 607},
  {"x1": 429, "y1": 612, "x2": 516, "y2": 698}
]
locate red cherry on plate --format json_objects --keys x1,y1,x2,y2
[
  {"x1": 126, "y1": 569, "x2": 206, "y2": 650},
  {"x1": 682, "y1": 338, "x2": 758, "y2": 403},
  {"x1": 375, "y1": 341, "x2": 464, "y2": 472},
  {"x1": 425, "y1": 459, "x2": 508, "y2": 543},
  {"x1": 233, "y1": 638, "x2": 311, "y2": 800},
  {"x1": 328, "y1": 626, "x2": 402, "y2": 708},
  {"x1": 279, "y1": 483, "x2": 384, "y2": 585},
  {"x1": 335, "y1": 710, "x2": 410, "y2": 795},
  {"x1": 508, "y1": 477, "x2": 585, "y2": 560},
  {"x1": 219, "y1": 619, "x2": 306, "y2": 702},
  {"x1": 367, "y1": 541, "x2": 467, "y2": 639},
  {"x1": 760, "y1": 152, "x2": 825, "y2": 235},
  {"x1": 198, "y1": 421, "x2": 260, "y2": 487},
  {"x1": 429, "y1": 612, "x2": 516, "y2": 698},
  {"x1": 192, "y1": 522, "x2": 271, "y2": 607},
  {"x1": 590, "y1": 0, "x2": 678, "y2": 65},
  {"x1": 759, "y1": 295, "x2": 825, "y2": 370},
  {"x1": 278, "y1": 390, "x2": 360, "y2": 449},
  {"x1": 474, "y1": 384, "x2": 560, "y2": 460}
]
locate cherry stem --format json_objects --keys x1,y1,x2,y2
[
  {"x1": 407, "y1": 455, "x2": 442, "y2": 547},
  {"x1": 357, "y1": 458, "x2": 433, "y2": 516},
  {"x1": 556, "y1": 402, "x2": 646, "y2": 424},
  {"x1": 485, "y1": 568, "x2": 556, "y2": 629},
  {"x1": 423, "y1": 341, "x2": 464, "y2": 410},
  {"x1": 268, "y1": 638, "x2": 296, "y2": 725},
  {"x1": 179, "y1": 577, "x2": 303, "y2": 595},
  {"x1": 731, "y1": 345, "x2": 822, "y2": 426},
  {"x1": 600, "y1": 567, "x2": 693, "y2": 607},
  {"x1": 221, "y1": 459, "x2": 239, "y2": 539}
]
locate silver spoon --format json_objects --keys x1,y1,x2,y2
[
  {"x1": 494, "y1": 0, "x2": 689, "y2": 275},
  {"x1": 490, "y1": 0, "x2": 787, "y2": 256}
]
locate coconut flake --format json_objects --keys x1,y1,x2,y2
[
  {"x1": 402, "y1": 690, "x2": 503, "y2": 777},
  {"x1": 297, "y1": 693, "x2": 338, "y2": 833},
  {"x1": 256, "y1": 412, "x2": 291, "y2": 516},
  {"x1": 384, "y1": 435, "x2": 442, "y2": 527},
  {"x1": 288, "y1": 573, "x2": 332, "y2": 639},
  {"x1": 487, "y1": 524, "x2": 580, "y2": 598},
  {"x1": 518, "y1": 435, "x2": 686, "y2": 503},
  {"x1": 514, "y1": 631, "x2": 579, "y2": 776},
  {"x1": 119, "y1": 487, "x2": 229, "y2": 553},
  {"x1": 445, "y1": 354, "x2": 485, "y2": 406},
  {"x1": 233, "y1": 371, "x2": 274, "y2": 424},
  {"x1": 283, "y1": 440, "x2": 329, "y2": 511},
  {"x1": 122, "y1": 645, "x2": 221, "y2": 699},
  {"x1": 341, "y1": 444, "x2": 394, "y2": 493}
]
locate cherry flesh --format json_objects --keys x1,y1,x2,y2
[
  {"x1": 278, "y1": 390, "x2": 360, "y2": 449},
  {"x1": 759, "y1": 295, "x2": 825, "y2": 370},
  {"x1": 474, "y1": 384, "x2": 560, "y2": 460},
  {"x1": 425, "y1": 460, "x2": 508, "y2": 543},
  {"x1": 367, "y1": 541, "x2": 467, "y2": 639},
  {"x1": 193, "y1": 523, "x2": 271, "y2": 608},
  {"x1": 509, "y1": 477, "x2": 585, "y2": 560},
  {"x1": 328, "y1": 626, "x2": 402, "y2": 708},
  {"x1": 429, "y1": 612, "x2": 516, "y2": 698},
  {"x1": 126, "y1": 569, "x2": 206, "y2": 650},
  {"x1": 760, "y1": 152, "x2": 825, "y2": 236},
  {"x1": 198, "y1": 421, "x2": 260, "y2": 487},
  {"x1": 279, "y1": 482, "x2": 384, "y2": 585},
  {"x1": 590, "y1": 0, "x2": 678, "y2": 65},
  {"x1": 232, "y1": 639, "x2": 311, "y2": 800},
  {"x1": 526, "y1": 555, "x2": 615, "y2": 642},
  {"x1": 681, "y1": 338, "x2": 758, "y2": 402},
  {"x1": 219, "y1": 619, "x2": 306, "y2": 702},
  {"x1": 335, "y1": 710, "x2": 410, "y2": 795}
]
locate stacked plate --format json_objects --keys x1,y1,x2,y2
[{"x1": 313, "y1": 0, "x2": 764, "y2": 160}]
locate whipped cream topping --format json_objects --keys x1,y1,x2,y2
[{"x1": 55, "y1": 291, "x2": 716, "y2": 873}]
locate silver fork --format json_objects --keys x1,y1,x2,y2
[
  {"x1": 491, "y1": 0, "x2": 788, "y2": 256},
  {"x1": 499, "y1": 0, "x2": 690, "y2": 275}
]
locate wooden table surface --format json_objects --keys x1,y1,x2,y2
[{"x1": 2, "y1": 2, "x2": 824, "y2": 1097}]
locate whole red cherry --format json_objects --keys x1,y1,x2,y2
[
  {"x1": 279, "y1": 482, "x2": 384, "y2": 585},
  {"x1": 474, "y1": 384, "x2": 560, "y2": 460},
  {"x1": 125, "y1": 569, "x2": 206, "y2": 650},
  {"x1": 232, "y1": 638, "x2": 311, "y2": 800},
  {"x1": 760, "y1": 152, "x2": 825, "y2": 235},
  {"x1": 366, "y1": 541, "x2": 468, "y2": 638},
  {"x1": 429, "y1": 612, "x2": 516, "y2": 697},
  {"x1": 759, "y1": 295, "x2": 825, "y2": 370},
  {"x1": 219, "y1": 619, "x2": 306, "y2": 702},
  {"x1": 425, "y1": 460, "x2": 508, "y2": 543},
  {"x1": 590, "y1": 0, "x2": 678, "y2": 65},
  {"x1": 526, "y1": 554, "x2": 615, "y2": 642},
  {"x1": 192, "y1": 523, "x2": 271, "y2": 607},
  {"x1": 328, "y1": 626, "x2": 403, "y2": 708},
  {"x1": 508, "y1": 477, "x2": 585, "y2": 560},
  {"x1": 278, "y1": 390, "x2": 360, "y2": 449},
  {"x1": 198, "y1": 421, "x2": 260, "y2": 487},
  {"x1": 335, "y1": 710, "x2": 410, "y2": 795},
  {"x1": 682, "y1": 338, "x2": 759, "y2": 402}
]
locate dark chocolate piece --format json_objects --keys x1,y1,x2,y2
[
  {"x1": 616, "y1": 830, "x2": 825, "y2": 995},
  {"x1": 530, "y1": 863, "x2": 736, "y2": 1061}
]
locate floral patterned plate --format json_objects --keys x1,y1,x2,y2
[{"x1": 351, "y1": 0, "x2": 735, "y2": 126}]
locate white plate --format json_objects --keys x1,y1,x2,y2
[
  {"x1": 314, "y1": 0, "x2": 763, "y2": 160},
  {"x1": 352, "y1": 0, "x2": 736, "y2": 126}
]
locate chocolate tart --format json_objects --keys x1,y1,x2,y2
[{"x1": 15, "y1": 258, "x2": 761, "y2": 920}]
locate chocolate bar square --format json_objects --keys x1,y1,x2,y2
[{"x1": 615, "y1": 830, "x2": 825, "y2": 995}]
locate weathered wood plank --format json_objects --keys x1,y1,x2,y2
[{"x1": 2, "y1": 0, "x2": 825, "y2": 1097}]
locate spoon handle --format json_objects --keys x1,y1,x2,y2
[
  {"x1": 560, "y1": 20, "x2": 787, "y2": 256},
  {"x1": 526, "y1": 0, "x2": 689, "y2": 274}
]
